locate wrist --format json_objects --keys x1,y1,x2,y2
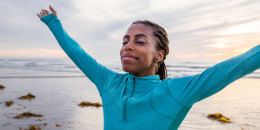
[{"x1": 40, "y1": 14, "x2": 58, "y2": 26}]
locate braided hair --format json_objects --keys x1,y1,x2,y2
[{"x1": 132, "y1": 20, "x2": 169, "y2": 80}]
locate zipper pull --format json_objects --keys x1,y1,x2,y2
[
  {"x1": 122, "y1": 99, "x2": 127, "y2": 120},
  {"x1": 122, "y1": 77, "x2": 128, "y2": 120}
]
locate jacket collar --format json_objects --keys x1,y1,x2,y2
[{"x1": 126, "y1": 72, "x2": 160, "y2": 80}]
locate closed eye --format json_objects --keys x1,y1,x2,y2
[{"x1": 136, "y1": 41, "x2": 145, "y2": 44}]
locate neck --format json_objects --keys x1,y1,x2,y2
[
  {"x1": 130, "y1": 70, "x2": 156, "y2": 77},
  {"x1": 128, "y1": 62, "x2": 158, "y2": 77}
]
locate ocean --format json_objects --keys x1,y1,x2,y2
[
  {"x1": 0, "y1": 58, "x2": 259, "y2": 130},
  {"x1": 0, "y1": 58, "x2": 259, "y2": 79}
]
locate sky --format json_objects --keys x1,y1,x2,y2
[{"x1": 0, "y1": 0, "x2": 260, "y2": 64}]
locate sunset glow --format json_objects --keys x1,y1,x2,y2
[
  {"x1": 223, "y1": 21, "x2": 260, "y2": 35},
  {"x1": 0, "y1": 0, "x2": 259, "y2": 62},
  {"x1": 213, "y1": 43, "x2": 226, "y2": 48}
]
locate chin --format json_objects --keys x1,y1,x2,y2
[
  {"x1": 122, "y1": 67, "x2": 132, "y2": 72},
  {"x1": 122, "y1": 65, "x2": 136, "y2": 73}
]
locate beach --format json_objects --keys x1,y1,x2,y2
[
  {"x1": 0, "y1": 58, "x2": 259, "y2": 129},
  {"x1": 0, "y1": 68, "x2": 103, "y2": 130},
  {"x1": 180, "y1": 77, "x2": 260, "y2": 130}
]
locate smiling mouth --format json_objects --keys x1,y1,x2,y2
[
  {"x1": 122, "y1": 56, "x2": 138, "y2": 61},
  {"x1": 121, "y1": 54, "x2": 139, "y2": 61}
]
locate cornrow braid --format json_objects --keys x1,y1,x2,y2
[{"x1": 132, "y1": 20, "x2": 169, "y2": 80}]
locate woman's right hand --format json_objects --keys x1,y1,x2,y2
[{"x1": 37, "y1": 5, "x2": 57, "y2": 18}]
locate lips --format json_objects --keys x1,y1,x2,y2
[{"x1": 122, "y1": 54, "x2": 138, "y2": 60}]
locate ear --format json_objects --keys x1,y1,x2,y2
[{"x1": 155, "y1": 50, "x2": 164, "y2": 62}]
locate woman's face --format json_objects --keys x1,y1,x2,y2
[{"x1": 120, "y1": 23, "x2": 160, "y2": 76}]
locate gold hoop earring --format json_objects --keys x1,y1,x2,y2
[{"x1": 153, "y1": 59, "x2": 157, "y2": 64}]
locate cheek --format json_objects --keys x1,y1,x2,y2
[
  {"x1": 120, "y1": 47, "x2": 124, "y2": 56},
  {"x1": 139, "y1": 48, "x2": 156, "y2": 64}
]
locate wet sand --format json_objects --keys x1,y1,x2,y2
[
  {"x1": 180, "y1": 78, "x2": 260, "y2": 130},
  {"x1": 0, "y1": 73, "x2": 103, "y2": 130},
  {"x1": 0, "y1": 68, "x2": 259, "y2": 129}
]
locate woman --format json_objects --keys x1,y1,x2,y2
[{"x1": 37, "y1": 5, "x2": 260, "y2": 130}]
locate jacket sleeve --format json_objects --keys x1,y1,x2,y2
[
  {"x1": 166, "y1": 44, "x2": 260, "y2": 107},
  {"x1": 40, "y1": 14, "x2": 119, "y2": 95}
]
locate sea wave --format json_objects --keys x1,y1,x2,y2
[{"x1": 0, "y1": 58, "x2": 259, "y2": 79}]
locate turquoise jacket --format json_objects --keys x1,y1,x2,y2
[{"x1": 41, "y1": 14, "x2": 260, "y2": 130}]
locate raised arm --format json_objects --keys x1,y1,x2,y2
[
  {"x1": 166, "y1": 44, "x2": 260, "y2": 107},
  {"x1": 37, "y1": 5, "x2": 119, "y2": 95}
]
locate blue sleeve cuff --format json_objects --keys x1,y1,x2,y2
[{"x1": 40, "y1": 14, "x2": 59, "y2": 26}]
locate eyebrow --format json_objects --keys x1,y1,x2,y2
[{"x1": 123, "y1": 34, "x2": 148, "y2": 39}]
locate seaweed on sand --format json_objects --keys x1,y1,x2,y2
[
  {"x1": 207, "y1": 113, "x2": 231, "y2": 123},
  {"x1": 19, "y1": 123, "x2": 47, "y2": 130},
  {"x1": 0, "y1": 84, "x2": 5, "y2": 89},
  {"x1": 78, "y1": 101, "x2": 102, "y2": 107},
  {"x1": 5, "y1": 100, "x2": 14, "y2": 107},
  {"x1": 13, "y1": 112, "x2": 43, "y2": 119},
  {"x1": 55, "y1": 123, "x2": 62, "y2": 127},
  {"x1": 18, "y1": 93, "x2": 36, "y2": 100},
  {"x1": 28, "y1": 125, "x2": 41, "y2": 130}
]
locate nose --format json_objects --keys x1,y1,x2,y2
[{"x1": 124, "y1": 41, "x2": 134, "y2": 51}]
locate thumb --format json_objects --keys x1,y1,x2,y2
[{"x1": 49, "y1": 5, "x2": 57, "y2": 16}]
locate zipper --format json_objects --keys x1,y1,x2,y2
[{"x1": 122, "y1": 77, "x2": 135, "y2": 120}]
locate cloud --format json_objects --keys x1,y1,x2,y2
[{"x1": 0, "y1": 0, "x2": 259, "y2": 62}]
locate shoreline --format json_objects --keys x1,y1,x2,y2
[{"x1": 0, "y1": 71, "x2": 259, "y2": 129}]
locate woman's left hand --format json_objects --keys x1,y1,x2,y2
[{"x1": 37, "y1": 5, "x2": 57, "y2": 18}]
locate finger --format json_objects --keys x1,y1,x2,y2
[
  {"x1": 49, "y1": 5, "x2": 57, "y2": 16},
  {"x1": 42, "y1": 9, "x2": 47, "y2": 16},
  {"x1": 49, "y1": 5, "x2": 55, "y2": 13},
  {"x1": 40, "y1": 12, "x2": 44, "y2": 17},
  {"x1": 43, "y1": 9, "x2": 48, "y2": 15},
  {"x1": 45, "y1": 10, "x2": 50, "y2": 15},
  {"x1": 37, "y1": 13, "x2": 41, "y2": 18}
]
